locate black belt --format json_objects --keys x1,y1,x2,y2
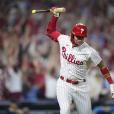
[{"x1": 60, "y1": 76, "x2": 86, "y2": 84}]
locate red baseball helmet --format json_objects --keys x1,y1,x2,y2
[{"x1": 71, "y1": 23, "x2": 87, "y2": 37}]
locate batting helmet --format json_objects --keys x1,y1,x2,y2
[{"x1": 71, "y1": 23, "x2": 87, "y2": 38}]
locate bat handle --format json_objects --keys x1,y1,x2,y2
[
  {"x1": 32, "y1": 9, "x2": 50, "y2": 14},
  {"x1": 38, "y1": 9, "x2": 50, "y2": 13}
]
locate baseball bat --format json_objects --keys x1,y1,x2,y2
[{"x1": 32, "y1": 7, "x2": 66, "y2": 14}]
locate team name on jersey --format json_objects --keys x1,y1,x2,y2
[{"x1": 62, "y1": 46, "x2": 84, "y2": 65}]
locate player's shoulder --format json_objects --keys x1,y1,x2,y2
[
  {"x1": 58, "y1": 34, "x2": 70, "y2": 39},
  {"x1": 58, "y1": 34, "x2": 70, "y2": 42},
  {"x1": 83, "y1": 42, "x2": 92, "y2": 50},
  {"x1": 86, "y1": 43, "x2": 99, "y2": 54},
  {"x1": 83, "y1": 42, "x2": 97, "y2": 53},
  {"x1": 84, "y1": 42, "x2": 94, "y2": 50}
]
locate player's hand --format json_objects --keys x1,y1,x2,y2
[
  {"x1": 110, "y1": 84, "x2": 114, "y2": 98},
  {"x1": 50, "y1": 7, "x2": 60, "y2": 17}
]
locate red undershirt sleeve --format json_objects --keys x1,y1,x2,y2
[{"x1": 47, "y1": 15, "x2": 61, "y2": 42}]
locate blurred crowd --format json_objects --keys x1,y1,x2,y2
[{"x1": 0, "y1": 0, "x2": 114, "y2": 109}]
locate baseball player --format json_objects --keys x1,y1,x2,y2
[{"x1": 46, "y1": 7, "x2": 114, "y2": 114}]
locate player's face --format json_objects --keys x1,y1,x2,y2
[{"x1": 71, "y1": 35, "x2": 84, "y2": 46}]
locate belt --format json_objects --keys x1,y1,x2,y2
[{"x1": 60, "y1": 76, "x2": 86, "y2": 84}]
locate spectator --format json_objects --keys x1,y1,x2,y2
[
  {"x1": 5, "y1": 65, "x2": 23, "y2": 101},
  {"x1": 45, "y1": 67, "x2": 57, "y2": 99}
]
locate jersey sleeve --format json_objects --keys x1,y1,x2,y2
[
  {"x1": 46, "y1": 15, "x2": 61, "y2": 42},
  {"x1": 90, "y1": 48, "x2": 102, "y2": 65}
]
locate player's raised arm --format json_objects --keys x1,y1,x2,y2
[
  {"x1": 46, "y1": 7, "x2": 62, "y2": 42},
  {"x1": 97, "y1": 61, "x2": 114, "y2": 98}
]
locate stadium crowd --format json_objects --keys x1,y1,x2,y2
[{"x1": 0, "y1": 0, "x2": 114, "y2": 113}]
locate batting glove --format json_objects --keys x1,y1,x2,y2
[
  {"x1": 110, "y1": 84, "x2": 114, "y2": 98},
  {"x1": 50, "y1": 7, "x2": 60, "y2": 17}
]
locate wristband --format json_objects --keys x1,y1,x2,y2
[
  {"x1": 100, "y1": 67, "x2": 113, "y2": 84},
  {"x1": 100, "y1": 67, "x2": 109, "y2": 75}
]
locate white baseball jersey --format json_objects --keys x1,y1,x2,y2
[
  {"x1": 58, "y1": 34, "x2": 102, "y2": 80},
  {"x1": 56, "y1": 34, "x2": 102, "y2": 114}
]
